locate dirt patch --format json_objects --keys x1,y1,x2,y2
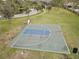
[
  {"x1": 10, "y1": 50, "x2": 30, "y2": 59},
  {"x1": 0, "y1": 24, "x2": 26, "y2": 59},
  {"x1": 0, "y1": 25, "x2": 24, "y2": 44}
]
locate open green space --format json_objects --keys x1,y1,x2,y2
[{"x1": 0, "y1": 7, "x2": 79, "y2": 59}]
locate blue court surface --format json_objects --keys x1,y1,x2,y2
[
  {"x1": 24, "y1": 29, "x2": 50, "y2": 35},
  {"x1": 10, "y1": 24, "x2": 70, "y2": 54}
]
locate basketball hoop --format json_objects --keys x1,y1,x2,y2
[
  {"x1": 27, "y1": 19, "x2": 31, "y2": 24},
  {"x1": 21, "y1": 51, "x2": 24, "y2": 55}
]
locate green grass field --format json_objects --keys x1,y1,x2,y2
[{"x1": 0, "y1": 7, "x2": 79, "y2": 59}]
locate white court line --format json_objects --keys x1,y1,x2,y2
[
  {"x1": 10, "y1": 24, "x2": 70, "y2": 54},
  {"x1": 59, "y1": 26, "x2": 71, "y2": 54},
  {"x1": 62, "y1": 32, "x2": 71, "y2": 54},
  {"x1": 11, "y1": 46, "x2": 70, "y2": 54}
]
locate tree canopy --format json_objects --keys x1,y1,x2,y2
[{"x1": 0, "y1": 0, "x2": 79, "y2": 19}]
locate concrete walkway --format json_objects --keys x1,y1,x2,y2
[{"x1": 13, "y1": 9, "x2": 41, "y2": 18}]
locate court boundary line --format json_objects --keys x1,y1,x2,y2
[
  {"x1": 10, "y1": 24, "x2": 70, "y2": 54},
  {"x1": 11, "y1": 46, "x2": 70, "y2": 54}
]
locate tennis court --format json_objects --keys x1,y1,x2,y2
[{"x1": 10, "y1": 24, "x2": 70, "y2": 54}]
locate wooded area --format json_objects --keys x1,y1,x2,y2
[{"x1": 0, "y1": 0, "x2": 79, "y2": 19}]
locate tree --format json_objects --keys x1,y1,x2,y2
[
  {"x1": 46, "y1": 5, "x2": 52, "y2": 10},
  {"x1": 0, "y1": 0, "x2": 15, "y2": 19},
  {"x1": 64, "y1": 0, "x2": 79, "y2": 9},
  {"x1": 32, "y1": 1, "x2": 45, "y2": 11},
  {"x1": 13, "y1": 0, "x2": 25, "y2": 14},
  {"x1": 51, "y1": 0, "x2": 64, "y2": 7}
]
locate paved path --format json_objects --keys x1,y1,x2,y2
[{"x1": 13, "y1": 9, "x2": 41, "y2": 18}]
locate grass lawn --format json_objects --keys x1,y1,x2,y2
[{"x1": 0, "y1": 7, "x2": 79, "y2": 59}]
